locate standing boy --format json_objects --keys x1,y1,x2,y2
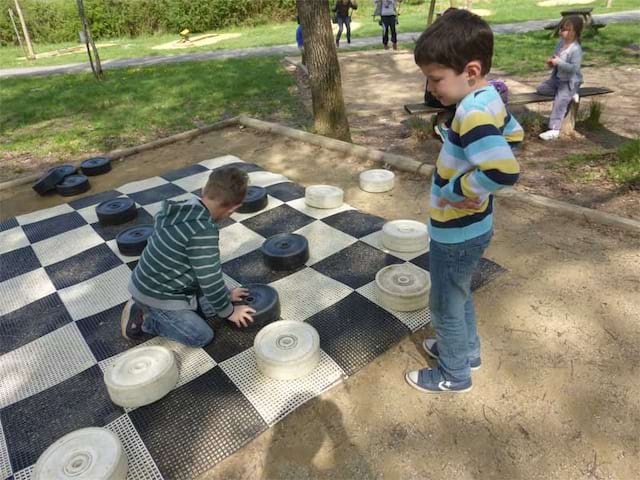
[
  {"x1": 121, "y1": 167, "x2": 255, "y2": 347},
  {"x1": 405, "y1": 10, "x2": 523, "y2": 393}
]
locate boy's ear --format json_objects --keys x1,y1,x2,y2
[{"x1": 464, "y1": 60, "x2": 483, "y2": 80}]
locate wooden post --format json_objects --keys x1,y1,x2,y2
[
  {"x1": 560, "y1": 98, "x2": 579, "y2": 136},
  {"x1": 76, "y1": 0, "x2": 103, "y2": 79},
  {"x1": 427, "y1": 0, "x2": 437, "y2": 26},
  {"x1": 13, "y1": 0, "x2": 34, "y2": 59},
  {"x1": 7, "y1": 8, "x2": 27, "y2": 58},
  {"x1": 606, "y1": 0, "x2": 613, "y2": 7}
]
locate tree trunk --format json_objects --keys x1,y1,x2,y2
[
  {"x1": 14, "y1": 0, "x2": 34, "y2": 59},
  {"x1": 77, "y1": 0, "x2": 103, "y2": 80},
  {"x1": 296, "y1": 0, "x2": 351, "y2": 142}
]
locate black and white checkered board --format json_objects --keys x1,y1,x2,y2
[{"x1": 0, "y1": 155, "x2": 505, "y2": 479}]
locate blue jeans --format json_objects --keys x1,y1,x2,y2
[
  {"x1": 336, "y1": 15, "x2": 351, "y2": 44},
  {"x1": 429, "y1": 230, "x2": 493, "y2": 381},
  {"x1": 138, "y1": 295, "x2": 216, "y2": 348}
]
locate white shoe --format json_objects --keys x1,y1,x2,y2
[
  {"x1": 572, "y1": 93, "x2": 579, "y2": 103},
  {"x1": 539, "y1": 129, "x2": 560, "y2": 141}
]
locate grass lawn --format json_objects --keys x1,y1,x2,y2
[
  {"x1": 0, "y1": 56, "x2": 304, "y2": 179},
  {"x1": 1, "y1": 20, "x2": 638, "y2": 180},
  {"x1": 0, "y1": 0, "x2": 638, "y2": 69},
  {"x1": 563, "y1": 138, "x2": 640, "y2": 187}
]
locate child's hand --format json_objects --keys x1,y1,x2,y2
[
  {"x1": 230, "y1": 287, "x2": 249, "y2": 302},
  {"x1": 438, "y1": 197, "x2": 483, "y2": 209},
  {"x1": 549, "y1": 56, "x2": 559, "y2": 66},
  {"x1": 228, "y1": 305, "x2": 255, "y2": 328}
]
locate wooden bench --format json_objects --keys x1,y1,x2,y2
[
  {"x1": 544, "y1": 7, "x2": 606, "y2": 35},
  {"x1": 404, "y1": 86, "x2": 614, "y2": 134}
]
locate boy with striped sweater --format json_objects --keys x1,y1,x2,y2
[
  {"x1": 405, "y1": 10, "x2": 523, "y2": 393},
  {"x1": 121, "y1": 167, "x2": 255, "y2": 347}
]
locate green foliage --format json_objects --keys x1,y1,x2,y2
[
  {"x1": 577, "y1": 100, "x2": 604, "y2": 131},
  {"x1": 0, "y1": 0, "x2": 298, "y2": 45},
  {"x1": 0, "y1": 55, "x2": 304, "y2": 177},
  {"x1": 518, "y1": 111, "x2": 545, "y2": 136},
  {"x1": 609, "y1": 138, "x2": 640, "y2": 187},
  {"x1": 564, "y1": 139, "x2": 640, "y2": 188},
  {"x1": 405, "y1": 115, "x2": 433, "y2": 141}
]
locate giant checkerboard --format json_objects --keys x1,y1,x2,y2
[{"x1": 0, "y1": 155, "x2": 505, "y2": 479}]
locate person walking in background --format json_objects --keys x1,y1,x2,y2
[
  {"x1": 334, "y1": 0, "x2": 358, "y2": 47},
  {"x1": 374, "y1": 0, "x2": 403, "y2": 50}
]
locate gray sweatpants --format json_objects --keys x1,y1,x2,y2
[{"x1": 537, "y1": 77, "x2": 578, "y2": 130}]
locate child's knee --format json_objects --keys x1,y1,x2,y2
[{"x1": 189, "y1": 327, "x2": 214, "y2": 348}]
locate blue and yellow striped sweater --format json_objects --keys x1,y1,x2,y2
[{"x1": 429, "y1": 85, "x2": 523, "y2": 243}]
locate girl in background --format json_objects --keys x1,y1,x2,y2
[{"x1": 537, "y1": 15, "x2": 584, "y2": 141}]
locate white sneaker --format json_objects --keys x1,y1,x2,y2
[
  {"x1": 572, "y1": 93, "x2": 579, "y2": 103},
  {"x1": 539, "y1": 129, "x2": 560, "y2": 141}
]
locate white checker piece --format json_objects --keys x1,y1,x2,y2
[
  {"x1": 106, "y1": 415, "x2": 163, "y2": 480},
  {"x1": 0, "y1": 268, "x2": 55, "y2": 317},
  {"x1": 360, "y1": 229, "x2": 429, "y2": 261},
  {"x1": 0, "y1": 420, "x2": 11, "y2": 480},
  {"x1": 58, "y1": 265, "x2": 132, "y2": 321},
  {"x1": 117, "y1": 176, "x2": 168, "y2": 195},
  {"x1": 248, "y1": 171, "x2": 288, "y2": 188},
  {"x1": 16, "y1": 204, "x2": 74, "y2": 225},
  {"x1": 99, "y1": 337, "x2": 216, "y2": 391},
  {"x1": 218, "y1": 223, "x2": 265, "y2": 264},
  {"x1": 294, "y1": 221, "x2": 357, "y2": 266},
  {"x1": 31, "y1": 224, "x2": 105, "y2": 267},
  {"x1": 172, "y1": 171, "x2": 211, "y2": 193},
  {"x1": 12, "y1": 466, "x2": 32, "y2": 480},
  {"x1": 0, "y1": 323, "x2": 96, "y2": 409},
  {"x1": 270, "y1": 267, "x2": 353, "y2": 322},
  {"x1": 230, "y1": 195, "x2": 283, "y2": 222},
  {"x1": 220, "y1": 347, "x2": 345, "y2": 425},
  {"x1": 0, "y1": 226, "x2": 29, "y2": 255},
  {"x1": 199, "y1": 155, "x2": 244, "y2": 170},
  {"x1": 356, "y1": 279, "x2": 431, "y2": 332},
  {"x1": 286, "y1": 197, "x2": 354, "y2": 220}
]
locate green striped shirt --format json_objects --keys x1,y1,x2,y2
[{"x1": 129, "y1": 198, "x2": 233, "y2": 317}]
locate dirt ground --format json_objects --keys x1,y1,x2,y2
[
  {"x1": 287, "y1": 51, "x2": 640, "y2": 221},
  {"x1": 2, "y1": 127, "x2": 638, "y2": 480}
]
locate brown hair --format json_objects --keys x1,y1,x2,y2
[
  {"x1": 559, "y1": 15, "x2": 584, "y2": 43},
  {"x1": 414, "y1": 9, "x2": 493, "y2": 75},
  {"x1": 202, "y1": 166, "x2": 248, "y2": 206}
]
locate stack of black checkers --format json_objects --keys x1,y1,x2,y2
[
  {"x1": 95, "y1": 196, "x2": 153, "y2": 257},
  {"x1": 32, "y1": 156, "x2": 112, "y2": 197}
]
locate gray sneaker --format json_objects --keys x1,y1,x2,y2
[{"x1": 422, "y1": 338, "x2": 481, "y2": 371}]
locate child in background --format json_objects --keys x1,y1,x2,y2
[
  {"x1": 537, "y1": 15, "x2": 584, "y2": 141},
  {"x1": 406, "y1": 9, "x2": 523, "y2": 393},
  {"x1": 334, "y1": 0, "x2": 358, "y2": 47},
  {"x1": 296, "y1": 16, "x2": 305, "y2": 65}
]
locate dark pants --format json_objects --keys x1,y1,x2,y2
[
  {"x1": 381, "y1": 15, "x2": 397, "y2": 46},
  {"x1": 336, "y1": 15, "x2": 351, "y2": 44}
]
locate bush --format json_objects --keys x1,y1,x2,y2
[{"x1": 0, "y1": 0, "x2": 298, "y2": 45}]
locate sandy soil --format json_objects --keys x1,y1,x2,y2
[
  {"x1": 288, "y1": 51, "x2": 640, "y2": 221},
  {"x1": 2, "y1": 127, "x2": 637, "y2": 480}
]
